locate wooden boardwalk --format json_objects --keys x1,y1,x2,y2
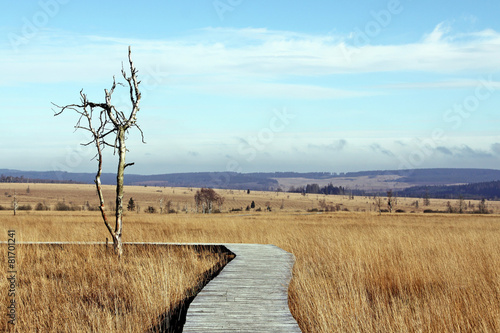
[{"x1": 183, "y1": 244, "x2": 302, "y2": 332}]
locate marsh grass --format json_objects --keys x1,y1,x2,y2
[
  {"x1": 0, "y1": 182, "x2": 499, "y2": 332},
  {"x1": 0, "y1": 243, "x2": 230, "y2": 332}
]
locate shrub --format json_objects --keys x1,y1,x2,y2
[
  {"x1": 54, "y1": 202, "x2": 80, "y2": 211},
  {"x1": 55, "y1": 202, "x2": 71, "y2": 211},
  {"x1": 17, "y1": 204, "x2": 32, "y2": 211},
  {"x1": 476, "y1": 199, "x2": 489, "y2": 214},
  {"x1": 424, "y1": 209, "x2": 446, "y2": 214},
  {"x1": 0, "y1": 205, "x2": 5, "y2": 210},
  {"x1": 145, "y1": 206, "x2": 156, "y2": 214},
  {"x1": 35, "y1": 203, "x2": 50, "y2": 211},
  {"x1": 127, "y1": 198, "x2": 136, "y2": 212},
  {"x1": 395, "y1": 209, "x2": 406, "y2": 213}
]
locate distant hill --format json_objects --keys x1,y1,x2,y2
[
  {"x1": 399, "y1": 180, "x2": 500, "y2": 200},
  {"x1": 329, "y1": 168, "x2": 500, "y2": 185},
  {"x1": 0, "y1": 169, "x2": 279, "y2": 191},
  {"x1": 390, "y1": 168, "x2": 500, "y2": 185},
  {"x1": 1, "y1": 168, "x2": 500, "y2": 196}
]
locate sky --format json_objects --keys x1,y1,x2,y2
[{"x1": 1, "y1": 0, "x2": 500, "y2": 175}]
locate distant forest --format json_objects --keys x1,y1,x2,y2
[
  {"x1": 288, "y1": 183, "x2": 346, "y2": 195},
  {"x1": 0, "y1": 175, "x2": 78, "y2": 184},
  {"x1": 295, "y1": 180, "x2": 500, "y2": 200},
  {"x1": 398, "y1": 181, "x2": 500, "y2": 200}
]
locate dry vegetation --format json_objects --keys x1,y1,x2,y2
[
  {"x1": 2, "y1": 182, "x2": 499, "y2": 214},
  {"x1": 0, "y1": 183, "x2": 499, "y2": 332},
  {"x1": 0, "y1": 242, "x2": 230, "y2": 332}
]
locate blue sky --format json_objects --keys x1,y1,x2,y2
[{"x1": 1, "y1": 0, "x2": 500, "y2": 174}]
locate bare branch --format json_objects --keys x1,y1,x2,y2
[{"x1": 134, "y1": 123, "x2": 147, "y2": 144}]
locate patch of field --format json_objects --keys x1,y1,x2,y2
[
  {"x1": 0, "y1": 241, "x2": 230, "y2": 332},
  {"x1": 1, "y1": 182, "x2": 498, "y2": 214},
  {"x1": 0, "y1": 183, "x2": 499, "y2": 332}
]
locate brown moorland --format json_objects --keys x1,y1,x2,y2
[{"x1": 0, "y1": 183, "x2": 499, "y2": 332}]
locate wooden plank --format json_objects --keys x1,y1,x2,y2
[{"x1": 183, "y1": 244, "x2": 302, "y2": 332}]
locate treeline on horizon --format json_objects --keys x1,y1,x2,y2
[
  {"x1": 288, "y1": 183, "x2": 346, "y2": 195},
  {"x1": 0, "y1": 175, "x2": 79, "y2": 184},
  {"x1": 397, "y1": 180, "x2": 500, "y2": 200},
  {"x1": 294, "y1": 180, "x2": 500, "y2": 200}
]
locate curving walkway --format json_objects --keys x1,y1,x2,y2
[{"x1": 183, "y1": 243, "x2": 301, "y2": 332}]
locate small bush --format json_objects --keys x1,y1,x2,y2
[
  {"x1": 35, "y1": 202, "x2": 51, "y2": 211},
  {"x1": 230, "y1": 208, "x2": 242, "y2": 212},
  {"x1": 54, "y1": 202, "x2": 79, "y2": 211},
  {"x1": 0, "y1": 205, "x2": 5, "y2": 210},
  {"x1": 395, "y1": 209, "x2": 406, "y2": 213},
  {"x1": 36, "y1": 203, "x2": 45, "y2": 211},
  {"x1": 424, "y1": 209, "x2": 446, "y2": 214},
  {"x1": 145, "y1": 206, "x2": 156, "y2": 214},
  {"x1": 17, "y1": 204, "x2": 32, "y2": 211},
  {"x1": 308, "y1": 208, "x2": 319, "y2": 212},
  {"x1": 256, "y1": 207, "x2": 262, "y2": 212},
  {"x1": 55, "y1": 202, "x2": 71, "y2": 211}
]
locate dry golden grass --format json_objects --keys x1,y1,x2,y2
[
  {"x1": 0, "y1": 241, "x2": 230, "y2": 332},
  {"x1": 1, "y1": 183, "x2": 499, "y2": 332}
]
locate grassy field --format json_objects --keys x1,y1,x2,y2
[
  {"x1": 0, "y1": 243, "x2": 230, "y2": 332},
  {"x1": 1, "y1": 183, "x2": 499, "y2": 332},
  {"x1": 1, "y1": 182, "x2": 498, "y2": 214}
]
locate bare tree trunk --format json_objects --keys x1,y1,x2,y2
[
  {"x1": 93, "y1": 135, "x2": 121, "y2": 256},
  {"x1": 13, "y1": 192, "x2": 17, "y2": 216},
  {"x1": 113, "y1": 128, "x2": 125, "y2": 257}
]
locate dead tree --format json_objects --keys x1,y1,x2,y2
[
  {"x1": 387, "y1": 190, "x2": 396, "y2": 213},
  {"x1": 12, "y1": 191, "x2": 18, "y2": 216},
  {"x1": 53, "y1": 46, "x2": 144, "y2": 257},
  {"x1": 374, "y1": 195, "x2": 383, "y2": 215}
]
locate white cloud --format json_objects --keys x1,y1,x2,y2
[
  {"x1": 492, "y1": 143, "x2": 500, "y2": 155},
  {"x1": 423, "y1": 22, "x2": 451, "y2": 44},
  {"x1": 376, "y1": 78, "x2": 500, "y2": 90},
  {"x1": 4, "y1": 23, "x2": 500, "y2": 87},
  {"x1": 308, "y1": 139, "x2": 347, "y2": 151},
  {"x1": 188, "y1": 82, "x2": 376, "y2": 99}
]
